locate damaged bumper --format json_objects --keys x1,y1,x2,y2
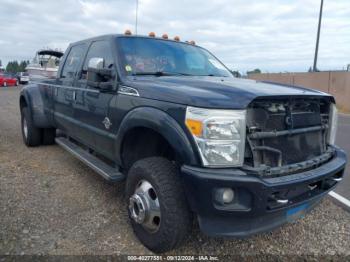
[{"x1": 181, "y1": 146, "x2": 347, "y2": 237}]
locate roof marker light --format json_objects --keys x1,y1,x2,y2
[
  {"x1": 190, "y1": 40, "x2": 196, "y2": 45},
  {"x1": 149, "y1": 32, "x2": 156, "y2": 37},
  {"x1": 162, "y1": 34, "x2": 168, "y2": 39},
  {"x1": 124, "y1": 29, "x2": 132, "y2": 35},
  {"x1": 174, "y1": 36, "x2": 180, "y2": 41}
]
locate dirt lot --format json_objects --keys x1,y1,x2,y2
[{"x1": 0, "y1": 87, "x2": 350, "y2": 256}]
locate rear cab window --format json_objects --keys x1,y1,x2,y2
[{"x1": 61, "y1": 44, "x2": 86, "y2": 79}]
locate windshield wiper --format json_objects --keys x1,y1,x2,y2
[
  {"x1": 199, "y1": 74, "x2": 228, "y2": 77},
  {"x1": 132, "y1": 71, "x2": 227, "y2": 77},
  {"x1": 132, "y1": 71, "x2": 191, "y2": 76}
]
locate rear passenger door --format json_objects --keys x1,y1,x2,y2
[
  {"x1": 74, "y1": 40, "x2": 117, "y2": 159},
  {"x1": 54, "y1": 44, "x2": 86, "y2": 135}
]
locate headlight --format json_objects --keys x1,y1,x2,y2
[
  {"x1": 327, "y1": 103, "x2": 338, "y2": 145},
  {"x1": 185, "y1": 106, "x2": 246, "y2": 167}
]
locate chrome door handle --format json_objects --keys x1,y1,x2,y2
[{"x1": 73, "y1": 91, "x2": 76, "y2": 101}]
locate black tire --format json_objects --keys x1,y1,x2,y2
[
  {"x1": 42, "y1": 128, "x2": 56, "y2": 145},
  {"x1": 21, "y1": 107, "x2": 42, "y2": 147},
  {"x1": 126, "y1": 157, "x2": 192, "y2": 253}
]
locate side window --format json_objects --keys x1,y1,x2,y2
[
  {"x1": 81, "y1": 41, "x2": 114, "y2": 80},
  {"x1": 61, "y1": 44, "x2": 86, "y2": 78}
]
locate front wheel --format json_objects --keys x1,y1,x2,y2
[{"x1": 126, "y1": 157, "x2": 192, "y2": 253}]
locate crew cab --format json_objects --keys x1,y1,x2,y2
[{"x1": 19, "y1": 33, "x2": 347, "y2": 253}]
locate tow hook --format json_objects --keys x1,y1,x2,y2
[
  {"x1": 271, "y1": 193, "x2": 289, "y2": 205},
  {"x1": 276, "y1": 198, "x2": 289, "y2": 204},
  {"x1": 308, "y1": 184, "x2": 318, "y2": 190},
  {"x1": 332, "y1": 177, "x2": 342, "y2": 182}
]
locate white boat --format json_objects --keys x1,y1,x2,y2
[{"x1": 26, "y1": 49, "x2": 64, "y2": 80}]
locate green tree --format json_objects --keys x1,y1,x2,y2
[
  {"x1": 247, "y1": 68, "x2": 261, "y2": 75},
  {"x1": 19, "y1": 60, "x2": 28, "y2": 72},
  {"x1": 5, "y1": 60, "x2": 29, "y2": 73}
]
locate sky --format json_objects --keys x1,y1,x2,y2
[{"x1": 0, "y1": 0, "x2": 349, "y2": 73}]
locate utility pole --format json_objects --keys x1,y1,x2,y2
[
  {"x1": 313, "y1": 0, "x2": 324, "y2": 72},
  {"x1": 135, "y1": 0, "x2": 139, "y2": 35}
]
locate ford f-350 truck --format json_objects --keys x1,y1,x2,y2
[{"x1": 19, "y1": 33, "x2": 347, "y2": 253}]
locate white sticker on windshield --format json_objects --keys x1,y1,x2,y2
[{"x1": 208, "y1": 59, "x2": 226, "y2": 70}]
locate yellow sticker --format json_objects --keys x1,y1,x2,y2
[{"x1": 125, "y1": 65, "x2": 132, "y2": 72}]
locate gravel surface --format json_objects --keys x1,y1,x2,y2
[{"x1": 0, "y1": 87, "x2": 349, "y2": 256}]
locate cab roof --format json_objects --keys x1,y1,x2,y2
[{"x1": 70, "y1": 34, "x2": 198, "y2": 48}]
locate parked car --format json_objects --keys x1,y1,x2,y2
[
  {"x1": 19, "y1": 33, "x2": 347, "y2": 253},
  {"x1": 17, "y1": 72, "x2": 30, "y2": 84},
  {"x1": 0, "y1": 73, "x2": 18, "y2": 87}
]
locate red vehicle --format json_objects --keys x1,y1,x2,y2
[{"x1": 0, "y1": 73, "x2": 19, "y2": 87}]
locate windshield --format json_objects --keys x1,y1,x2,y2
[{"x1": 116, "y1": 37, "x2": 232, "y2": 77}]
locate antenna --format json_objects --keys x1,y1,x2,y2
[{"x1": 135, "y1": 0, "x2": 139, "y2": 35}]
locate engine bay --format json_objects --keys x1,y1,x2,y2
[{"x1": 244, "y1": 97, "x2": 333, "y2": 177}]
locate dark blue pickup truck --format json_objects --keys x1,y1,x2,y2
[{"x1": 19, "y1": 33, "x2": 347, "y2": 253}]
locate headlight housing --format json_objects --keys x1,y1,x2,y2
[
  {"x1": 185, "y1": 106, "x2": 246, "y2": 167},
  {"x1": 327, "y1": 103, "x2": 338, "y2": 145}
]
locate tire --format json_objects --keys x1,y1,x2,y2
[
  {"x1": 21, "y1": 107, "x2": 42, "y2": 147},
  {"x1": 126, "y1": 157, "x2": 192, "y2": 253},
  {"x1": 42, "y1": 128, "x2": 56, "y2": 145}
]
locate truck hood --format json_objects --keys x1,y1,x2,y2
[{"x1": 123, "y1": 76, "x2": 333, "y2": 109}]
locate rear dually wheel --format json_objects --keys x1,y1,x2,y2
[{"x1": 21, "y1": 107, "x2": 42, "y2": 147}]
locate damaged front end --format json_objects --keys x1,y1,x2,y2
[
  {"x1": 181, "y1": 95, "x2": 346, "y2": 237},
  {"x1": 243, "y1": 97, "x2": 337, "y2": 177}
]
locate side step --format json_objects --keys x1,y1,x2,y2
[{"x1": 55, "y1": 137, "x2": 125, "y2": 182}]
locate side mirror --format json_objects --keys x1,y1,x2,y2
[
  {"x1": 88, "y1": 57, "x2": 104, "y2": 70},
  {"x1": 87, "y1": 57, "x2": 113, "y2": 90}
]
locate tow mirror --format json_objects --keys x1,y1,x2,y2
[
  {"x1": 88, "y1": 57, "x2": 104, "y2": 70},
  {"x1": 87, "y1": 57, "x2": 113, "y2": 90}
]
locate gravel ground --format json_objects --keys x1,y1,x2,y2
[{"x1": 0, "y1": 87, "x2": 349, "y2": 256}]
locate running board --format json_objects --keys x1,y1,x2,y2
[{"x1": 55, "y1": 137, "x2": 125, "y2": 182}]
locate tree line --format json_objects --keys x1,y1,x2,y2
[{"x1": 0, "y1": 60, "x2": 30, "y2": 73}]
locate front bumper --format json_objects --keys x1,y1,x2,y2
[{"x1": 181, "y1": 147, "x2": 347, "y2": 237}]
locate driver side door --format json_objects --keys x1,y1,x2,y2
[{"x1": 74, "y1": 40, "x2": 118, "y2": 160}]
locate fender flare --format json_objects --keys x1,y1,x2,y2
[
  {"x1": 19, "y1": 84, "x2": 53, "y2": 128},
  {"x1": 115, "y1": 107, "x2": 200, "y2": 167}
]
